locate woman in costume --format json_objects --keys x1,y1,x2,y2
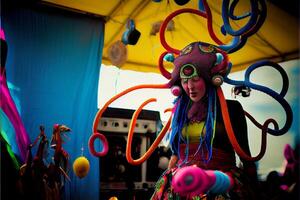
[
  {"x1": 151, "y1": 42, "x2": 259, "y2": 200},
  {"x1": 89, "y1": 1, "x2": 293, "y2": 199}
]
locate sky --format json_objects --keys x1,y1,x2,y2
[{"x1": 98, "y1": 59, "x2": 299, "y2": 179}]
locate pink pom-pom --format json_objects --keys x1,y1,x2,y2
[
  {"x1": 171, "y1": 85, "x2": 182, "y2": 96},
  {"x1": 172, "y1": 166, "x2": 215, "y2": 197}
]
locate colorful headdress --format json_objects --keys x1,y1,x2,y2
[{"x1": 168, "y1": 42, "x2": 229, "y2": 87}]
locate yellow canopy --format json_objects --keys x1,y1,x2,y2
[{"x1": 41, "y1": 0, "x2": 299, "y2": 73}]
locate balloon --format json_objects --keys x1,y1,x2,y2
[{"x1": 73, "y1": 156, "x2": 90, "y2": 179}]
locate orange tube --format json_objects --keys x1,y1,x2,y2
[
  {"x1": 92, "y1": 84, "x2": 168, "y2": 133},
  {"x1": 217, "y1": 87, "x2": 277, "y2": 161},
  {"x1": 126, "y1": 98, "x2": 172, "y2": 165},
  {"x1": 89, "y1": 83, "x2": 168, "y2": 157}
]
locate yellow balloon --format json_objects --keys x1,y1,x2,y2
[
  {"x1": 73, "y1": 156, "x2": 90, "y2": 179},
  {"x1": 108, "y1": 197, "x2": 118, "y2": 200}
]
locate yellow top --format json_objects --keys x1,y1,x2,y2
[{"x1": 182, "y1": 121, "x2": 205, "y2": 143}]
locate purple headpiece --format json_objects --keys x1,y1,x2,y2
[{"x1": 168, "y1": 42, "x2": 229, "y2": 88}]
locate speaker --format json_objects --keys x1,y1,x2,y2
[
  {"x1": 99, "y1": 133, "x2": 142, "y2": 187},
  {"x1": 98, "y1": 107, "x2": 172, "y2": 199}
]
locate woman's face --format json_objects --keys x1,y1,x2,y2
[{"x1": 181, "y1": 76, "x2": 206, "y2": 102}]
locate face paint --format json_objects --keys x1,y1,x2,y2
[{"x1": 181, "y1": 75, "x2": 206, "y2": 102}]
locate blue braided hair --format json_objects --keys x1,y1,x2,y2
[
  {"x1": 169, "y1": 84, "x2": 217, "y2": 163},
  {"x1": 201, "y1": 85, "x2": 217, "y2": 162},
  {"x1": 169, "y1": 94, "x2": 190, "y2": 157}
]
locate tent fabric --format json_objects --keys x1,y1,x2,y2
[
  {"x1": 2, "y1": 4, "x2": 104, "y2": 200},
  {"x1": 41, "y1": 0, "x2": 299, "y2": 73}
]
